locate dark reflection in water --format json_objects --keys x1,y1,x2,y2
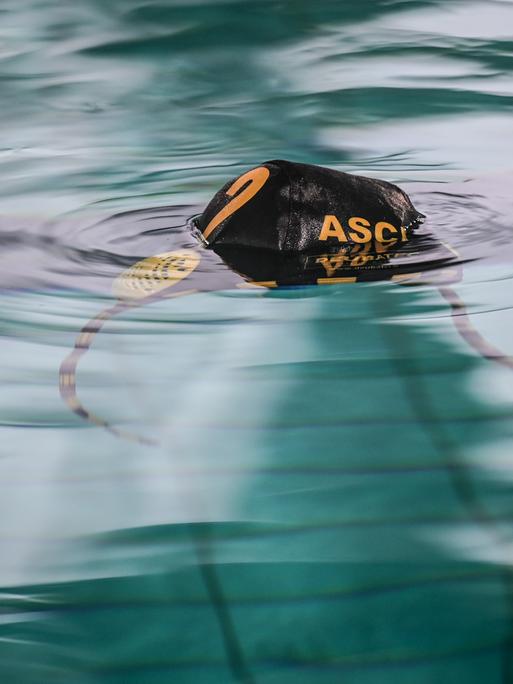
[{"x1": 212, "y1": 232, "x2": 457, "y2": 287}]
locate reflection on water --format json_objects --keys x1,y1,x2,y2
[{"x1": 2, "y1": 0, "x2": 513, "y2": 682}]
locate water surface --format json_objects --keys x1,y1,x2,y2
[{"x1": 2, "y1": 1, "x2": 513, "y2": 682}]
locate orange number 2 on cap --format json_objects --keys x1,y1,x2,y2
[{"x1": 202, "y1": 166, "x2": 271, "y2": 240}]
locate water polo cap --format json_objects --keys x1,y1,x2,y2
[{"x1": 195, "y1": 159, "x2": 424, "y2": 252}]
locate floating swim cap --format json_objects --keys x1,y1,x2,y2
[{"x1": 195, "y1": 160, "x2": 424, "y2": 252}]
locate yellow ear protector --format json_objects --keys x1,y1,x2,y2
[{"x1": 112, "y1": 249, "x2": 201, "y2": 300}]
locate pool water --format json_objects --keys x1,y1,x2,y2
[{"x1": 2, "y1": 1, "x2": 513, "y2": 682}]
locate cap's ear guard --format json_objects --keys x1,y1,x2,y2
[
  {"x1": 195, "y1": 160, "x2": 425, "y2": 252},
  {"x1": 112, "y1": 250, "x2": 201, "y2": 301}
]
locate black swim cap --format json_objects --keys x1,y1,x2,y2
[{"x1": 195, "y1": 160, "x2": 424, "y2": 252}]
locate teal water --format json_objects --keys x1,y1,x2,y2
[{"x1": 2, "y1": 1, "x2": 513, "y2": 682}]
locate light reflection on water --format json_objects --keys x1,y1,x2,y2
[{"x1": 2, "y1": 0, "x2": 513, "y2": 682}]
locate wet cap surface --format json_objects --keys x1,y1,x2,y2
[{"x1": 196, "y1": 160, "x2": 425, "y2": 252}]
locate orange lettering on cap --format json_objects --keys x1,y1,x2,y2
[
  {"x1": 319, "y1": 215, "x2": 348, "y2": 242},
  {"x1": 203, "y1": 166, "x2": 270, "y2": 241},
  {"x1": 348, "y1": 217, "x2": 372, "y2": 244},
  {"x1": 375, "y1": 221, "x2": 398, "y2": 244}
]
